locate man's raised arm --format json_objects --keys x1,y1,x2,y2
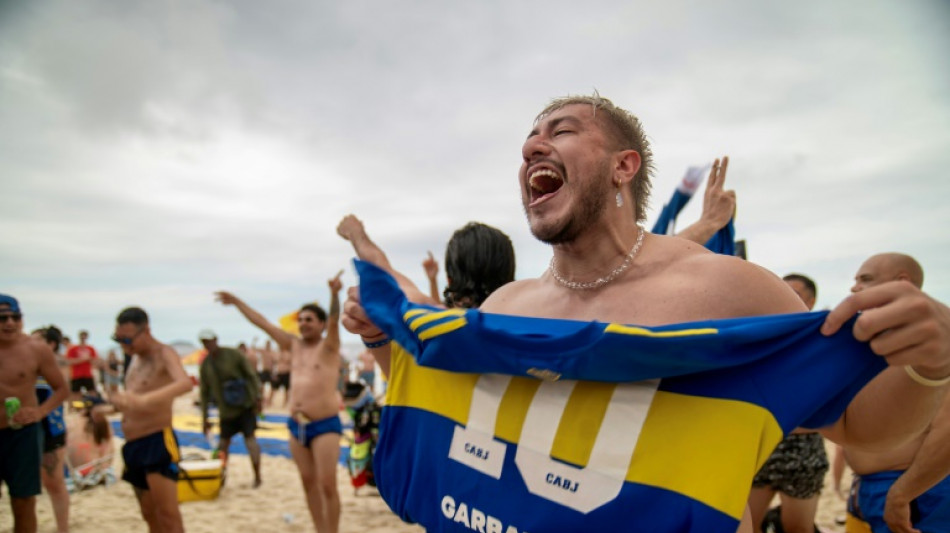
[
  {"x1": 337, "y1": 214, "x2": 394, "y2": 271},
  {"x1": 323, "y1": 270, "x2": 344, "y2": 354},
  {"x1": 214, "y1": 291, "x2": 296, "y2": 352},
  {"x1": 676, "y1": 156, "x2": 736, "y2": 246},
  {"x1": 337, "y1": 214, "x2": 436, "y2": 305},
  {"x1": 423, "y1": 251, "x2": 441, "y2": 303}
]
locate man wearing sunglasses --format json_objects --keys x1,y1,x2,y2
[
  {"x1": 0, "y1": 294, "x2": 69, "y2": 533},
  {"x1": 92, "y1": 306, "x2": 193, "y2": 533}
]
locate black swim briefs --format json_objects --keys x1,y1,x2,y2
[{"x1": 121, "y1": 427, "x2": 180, "y2": 490}]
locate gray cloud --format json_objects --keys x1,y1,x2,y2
[{"x1": 2, "y1": 0, "x2": 948, "y2": 348}]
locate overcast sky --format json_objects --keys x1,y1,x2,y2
[{"x1": 2, "y1": 0, "x2": 948, "y2": 355}]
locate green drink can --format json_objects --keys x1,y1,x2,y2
[{"x1": 5, "y1": 397, "x2": 22, "y2": 429}]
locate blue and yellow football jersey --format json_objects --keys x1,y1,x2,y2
[{"x1": 355, "y1": 260, "x2": 886, "y2": 533}]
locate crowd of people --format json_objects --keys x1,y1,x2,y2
[{"x1": 3, "y1": 94, "x2": 950, "y2": 533}]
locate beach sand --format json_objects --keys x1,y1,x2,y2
[
  {"x1": 814, "y1": 440, "x2": 852, "y2": 533},
  {"x1": 29, "y1": 444, "x2": 425, "y2": 533},
  {"x1": 2, "y1": 394, "x2": 423, "y2": 533},
  {"x1": 2, "y1": 395, "x2": 853, "y2": 533}
]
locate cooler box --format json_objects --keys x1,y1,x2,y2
[{"x1": 177, "y1": 459, "x2": 225, "y2": 502}]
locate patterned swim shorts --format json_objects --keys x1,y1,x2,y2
[{"x1": 752, "y1": 432, "x2": 829, "y2": 499}]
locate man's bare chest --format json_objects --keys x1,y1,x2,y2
[
  {"x1": 126, "y1": 356, "x2": 169, "y2": 393},
  {"x1": 0, "y1": 352, "x2": 37, "y2": 390},
  {"x1": 292, "y1": 348, "x2": 337, "y2": 373}
]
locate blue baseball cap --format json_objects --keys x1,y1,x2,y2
[{"x1": 0, "y1": 294, "x2": 20, "y2": 314}]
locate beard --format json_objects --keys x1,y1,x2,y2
[{"x1": 526, "y1": 162, "x2": 612, "y2": 245}]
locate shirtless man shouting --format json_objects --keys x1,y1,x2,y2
[
  {"x1": 94, "y1": 307, "x2": 193, "y2": 533},
  {"x1": 215, "y1": 270, "x2": 344, "y2": 533}
]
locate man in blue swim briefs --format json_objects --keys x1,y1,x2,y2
[
  {"x1": 841, "y1": 253, "x2": 950, "y2": 533},
  {"x1": 215, "y1": 270, "x2": 345, "y2": 533},
  {"x1": 93, "y1": 307, "x2": 193, "y2": 533},
  {"x1": 0, "y1": 294, "x2": 69, "y2": 533}
]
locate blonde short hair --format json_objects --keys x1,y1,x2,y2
[{"x1": 536, "y1": 94, "x2": 654, "y2": 223}]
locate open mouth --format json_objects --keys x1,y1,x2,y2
[{"x1": 528, "y1": 168, "x2": 564, "y2": 203}]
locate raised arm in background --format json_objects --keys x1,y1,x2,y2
[
  {"x1": 676, "y1": 156, "x2": 736, "y2": 245},
  {"x1": 214, "y1": 291, "x2": 297, "y2": 352}
]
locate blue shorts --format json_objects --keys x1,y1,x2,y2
[
  {"x1": 851, "y1": 470, "x2": 950, "y2": 533},
  {"x1": 122, "y1": 428, "x2": 180, "y2": 490},
  {"x1": 287, "y1": 415, "x2": 342, "y2": 448}
]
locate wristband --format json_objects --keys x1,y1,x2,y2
[
  {"x1": 904, "y1": 365, "x2": 950, "y2": 387},
  {"x1": 362, "y1": 336, "x2": 392, "y2": 349}
]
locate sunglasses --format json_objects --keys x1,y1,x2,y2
[
  {"x1": 111, "y1": 330, "x2": 143, "y2": 345},
  {"x1": 0, "y1": 313, "x2": 22, "y2": 323}
]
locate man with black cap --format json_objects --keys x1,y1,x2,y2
[
  {"x1": 197, "y1": 329, "x2": 263, "y2": 488},
  {"x1": 0, "y1": 294, "x2": 69, "y2": 533}
]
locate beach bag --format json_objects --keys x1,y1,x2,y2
[
  {"x1": 221, "y1": 378, "x2": 248, "y2": 406},
  {"x1": 207, "y1": 355, "x2": 250, "y2": 407}
]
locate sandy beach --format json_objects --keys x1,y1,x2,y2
[
  {"x1": 17, "y1": 447, "x2": 422, "y2": 533},
  {"x1": 2, "y1": 394, "x2": 852, "y2": 533},
  {"x1": 1, "y1": 394, "x2": 422, "y2": 533}
]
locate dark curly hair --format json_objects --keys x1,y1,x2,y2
[
  {"x1": 299, "y1": 303, "x2": 327, "y2": 322},
  {"x1": 443, "y1": 222, "x2": 516, "y2": 309}
]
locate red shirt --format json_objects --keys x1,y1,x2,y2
[{"x1": 66, "y1": 344, "x2": 97, "y2": 379}]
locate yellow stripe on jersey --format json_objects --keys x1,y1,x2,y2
[
  {"x1": 163, "y1": 427, "x2": 181, "y2": 463},
  {"x1": 405, "y1": 308, "x2": 469, "y2": 341},
  {"x1": 387, "y1": 344, "x2": 478, "y2": 425},
  {"x1": 605, "y1": 323, "x2": 719, "y2": 338},
  {"x1": 628, "y1": 391, "x2": 783, "y2": 519},
  {"x1": 403, "y1": 309, "x2": 428, "y2": 320},
  {"x1": 494, "y1": 377, "x2": 541, "y2": 443},
  {"x1": 406, "y1": 308, "x2": 466, "y2": 330},
  {"x1": 418, "y1": 318, "x2": 468, "y2": 341}
]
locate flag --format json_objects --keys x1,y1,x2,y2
[
  {"x1": 651, "y1": 165, "x2": 708, "y2": 235},
  {"x1": 279, "y1": 310, "x2": 300, "y2": 336},
  {"x1": 651, "y1": 164, "x2": 736, "y2": 256},
  {"x1": 355, "y1": 260, "x2": 886, "y2": 533}
]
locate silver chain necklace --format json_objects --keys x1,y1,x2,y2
[{"x1": 549, "y1": 226, "x2": 645, "y2": 290}]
